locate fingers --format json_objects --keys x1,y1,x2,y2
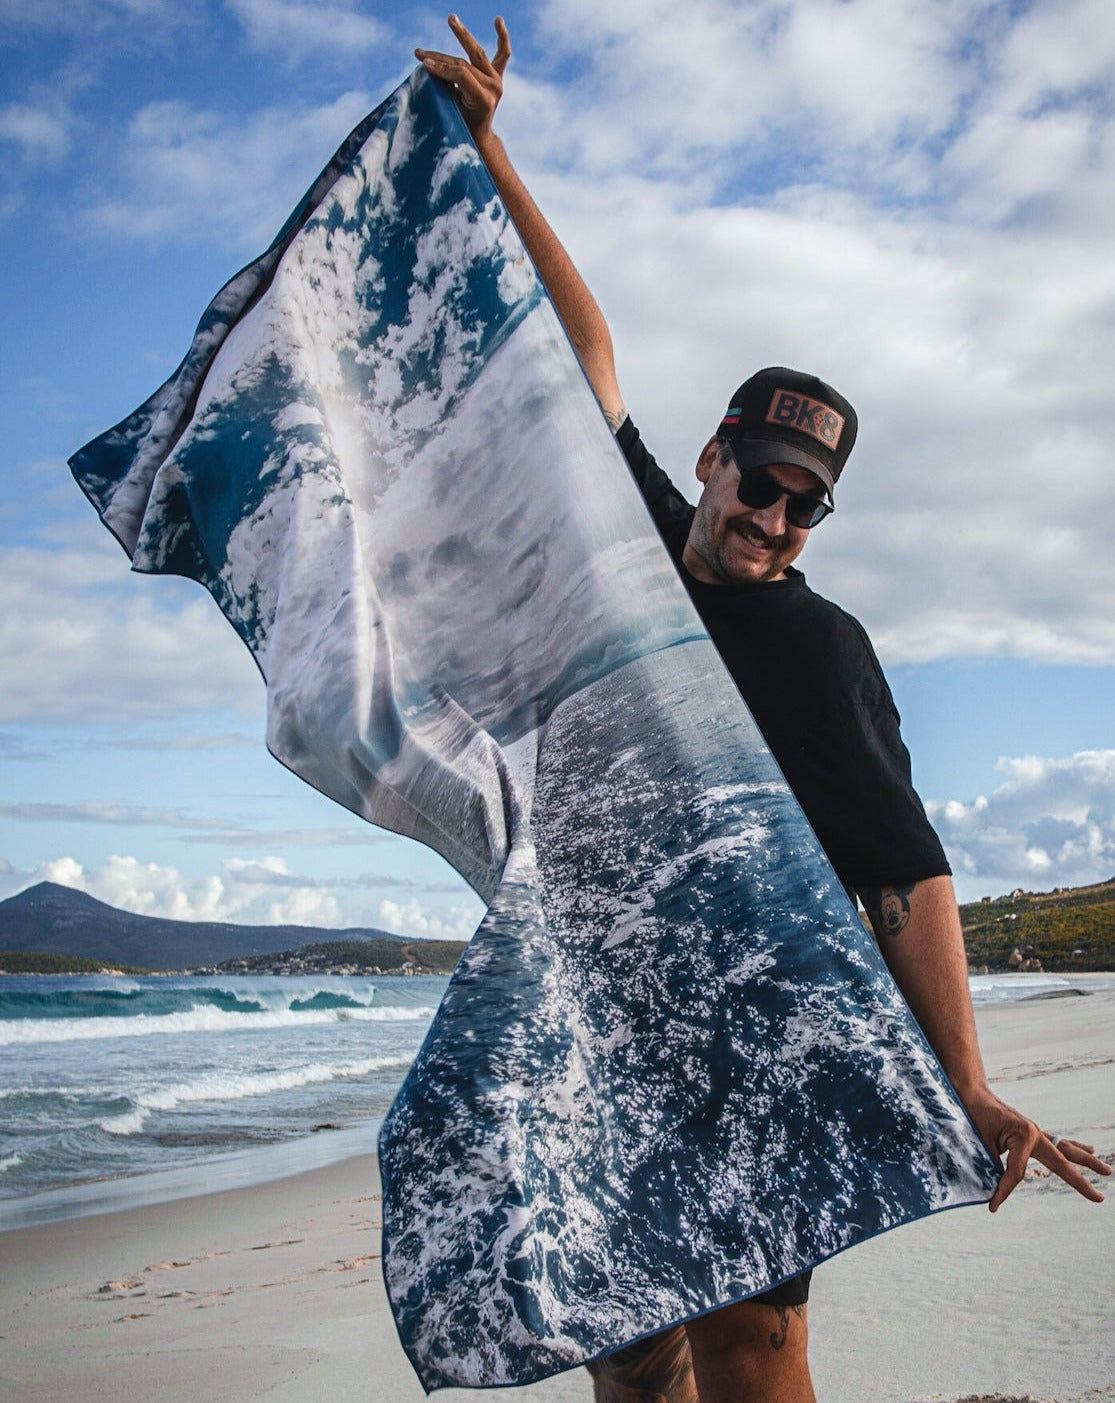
[
  {"x1": 988, "y1": 1126, "x2": 1033, "y2": 1212},
  {"x1": 990, "y1": 1126, "x2": 1108, "y2": 1211},
  {"x1": 970, "y1": 1089, "x2": 1109, "y2": 1212},
  {"x1": 413, "y1": 50, "x2": 462, "y2": 79},
  {"x1": 447, "y1": 14, "x2": 497, "y2": 74},
  {"x1": 1034, "y1": 1133, "x2": 1109, "y2": 1200},
  {"x1": 1055, "y1": 1136, "x2": 1112, "y2": 1175},
  {"x1": 431, "y1": 15, "x2": 509, "y2": 78},
  {"x1": 491, "y1": 16, "x2": 512, "y2": 75},
  {"x1": 414, "y1": 16, "x2": 510, "y2": 133},
  {"x1": 413, "y1": 47, "x2": 484, "y2": 103}
]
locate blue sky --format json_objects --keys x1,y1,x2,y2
[{"x1": 2, "y1": 0, "x2": 1114, "y2": 931}]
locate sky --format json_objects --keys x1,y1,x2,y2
[{"x1": 2, "y1": 0, "x2": 1114, "y2": 935}]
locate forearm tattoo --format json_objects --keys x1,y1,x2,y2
[
  {"x1": 603, "y1": 403, "x2": 627, "y2": 433},
  {"x1": 769, "y1": 1304, "x2": 805, "y2": 1350},
  {"x1": 861, "y1": 882, "x2": 917, "y2": 937}
]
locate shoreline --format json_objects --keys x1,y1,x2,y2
[
  {"x1": 2, "y1": 991, "x2": 1112, "y2": 1402},
  {"x1": 0, "y1": 1119, "x2": 384, "y2": 1233},
  {"x1": 3, "y1": 971, "x2": 1112, "y2": 1235}
]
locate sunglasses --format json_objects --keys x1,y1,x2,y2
[{"x1": 722, "y1": 443, "x2": 833, "y2": 529}]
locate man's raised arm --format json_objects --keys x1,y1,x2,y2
[{"x1": 416, "y1": 16, "x2": 627, "y2": 430}]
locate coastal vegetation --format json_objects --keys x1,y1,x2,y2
[
  {"x1": 212, "y1": 938, "x2": 467, "y2": 976},
  {"x1": 0, "y1": 950, "x2": 154, "y2": 975},
  {"x1": 958, "y1": 878, "x2": 1115, "y2": 972}
]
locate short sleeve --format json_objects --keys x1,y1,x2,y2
[
  {"x1": 778, "y1": 612, "x2": 951, "y2": 889},
  {"x1": 797, "y1": 697, "x2": 952, "y2": 891}
]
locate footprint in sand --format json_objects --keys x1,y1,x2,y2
[
  {"x1": 96, "y1": 1278, "x2": 145, "y2": 1297},
  {"x1": 320, "y1": 1254, "x2": 380, "y2": 1273}
]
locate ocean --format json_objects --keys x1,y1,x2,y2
[
  {"x1": 0, "y1": 972, "x2": 444, "y2": 1229},
  {"x1": 2, "y1": 968, "x2": 1111, "y2": 1233}
]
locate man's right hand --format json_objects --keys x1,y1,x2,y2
[{"x1": 415, "y1": 14, "x2": 510, "y2": 144}]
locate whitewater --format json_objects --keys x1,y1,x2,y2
[{"x1": 0, "y1": 972, "x2": 445, "y2": 1221}]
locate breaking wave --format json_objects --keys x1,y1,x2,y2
[
  {"x1": 0, "y1": 979, "x2": 439, "y2": 1045},
  {"x1": 0, "y1": 1000, "x2": 434, "y2": 1045},
  {"x1": 98, "y1": 1055, "x2": 415, "y2": 1136}
]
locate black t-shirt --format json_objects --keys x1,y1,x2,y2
[{"x1": 617, "y1": 416, "x2": 950, "y2": 892}]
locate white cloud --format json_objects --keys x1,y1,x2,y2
[
  {"x1": 227, "y1": 0, "x2": 389, "y2": 61},
  {"x1": 526, "y1": 0, "x2": 982, "y2": 188},
  {"x1": 0, "y1": 533, "x2": 262, "y2": 723},
  {"x1": 3, "y1": 852, "x2": 482, "y2": 933},
  {"x1": 928, "y1": 750, "x2": 1115, "y2": 897},
  {"x1": 377, "y1": 896, "x2": 483, "y2": 941},
  {"x1": 0, "y1": 800, "x2": 234, "y2": 829},
  {"x1": 223, "y1": 854, "x2": 320, "y2": 887},
  {"x1": 0, "y1": 102, "x2": 71, "y2": 161},
  {"x1": 991, "y1": 0, "x2": 1115, "y2": 113},
  {"x1": 40, "y1": 854, "x2": 232, "y2": 923},
  {"x1": 182, "y1": 825, "x2": 386, "y2": 848},
  {"x1": 29, "y1": 852, "x2": 340, "y2": 926},
  {"x1": 127, "y1": 731, "x2": 255, "y2": 751},
  {"x1": 222, "y1": 854, "x2": 344, "y2": 925},
  {"x1": 523, "y1": 0, "x2": 1115, "y2": 223},
  {"x1": 83, "y1": 89, "x2": 376, "y2": 250}
]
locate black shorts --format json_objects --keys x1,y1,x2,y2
[{"x1": 750, "y1": 1268, "x2": 812, "y2": 1308}]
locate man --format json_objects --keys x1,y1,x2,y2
[{"x1": 416, "y1": 18, "x2": 1110, "y2": 1403}]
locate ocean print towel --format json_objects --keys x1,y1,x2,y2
[{"x1": 70, "y1": 69, "x2": 1000, "y2": 1393}]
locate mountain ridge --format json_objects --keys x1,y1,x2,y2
[{"x1": 0, "y1": 881, "x2": 455, "y2": 972}]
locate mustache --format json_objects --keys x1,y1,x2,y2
[{"x1": 730, "y1": 520, "x2": 791, "y2": 552}]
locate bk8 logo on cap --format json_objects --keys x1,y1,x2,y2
[{"x1": 765, "y1": 390, "x2": 846, "y2": 449}]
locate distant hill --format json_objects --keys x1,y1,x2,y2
[
  {"x1": 0, "y1": 882, "x2": 464, "y2": 973},
  {"x1": 3, "y1": 876, "x2": 1111, "y2": 978},
  {"x1": 959, "y1": 877, "x2": 1115, "y2": 972}
]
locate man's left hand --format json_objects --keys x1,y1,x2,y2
[{"x1": 963, "y1": 1084, "x2": 1111, "y2": 1211}]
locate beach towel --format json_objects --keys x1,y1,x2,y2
[{"x1": 69, "y1": 69, "x2": 1001, "y2": 1392}]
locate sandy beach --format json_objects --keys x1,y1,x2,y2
[{"x1": 2, "y1": 987, "x2": 1112, "y2": 1403}]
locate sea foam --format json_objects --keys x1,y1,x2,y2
[
  {"x1": 0, "y1": 1001, "x2": 434, "y2": 1045},
  {"x1": 98, "y1": 1054, "x2": 414, "y2": 1136}
]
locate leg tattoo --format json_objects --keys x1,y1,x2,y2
[{"x1": 768, "y1": 1304, "x2": 805, "y2": 1350}]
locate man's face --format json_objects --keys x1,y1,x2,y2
[{"x1": 681, "y1": 439, "x2": 822, "y2": 585}]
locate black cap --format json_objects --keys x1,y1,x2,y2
[{"x1": 718, "y1": 367, "x2": 858, "y2": 495}]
